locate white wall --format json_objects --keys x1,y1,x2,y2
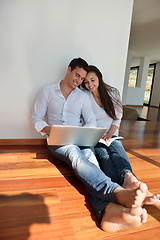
[
  {"x1": 0, "y1": 0, "x2": 133, "y2": 139},
  {"x1": 122, "y1": 50, "x2": 132, "y2": 104},
  {"x1": 123, "y1": 54, "x2": 160, "y2": 106},
  {"x1": 123, "y1": 56, "x2": 150, "y2": 105}
]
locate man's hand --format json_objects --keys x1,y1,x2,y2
[{"x1": 41, "y1": 126, "x2": 51, "y2": 135}]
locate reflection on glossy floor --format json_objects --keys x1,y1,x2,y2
[{"x1": 127, "y1": 106, "x2": 160, "y2": 121}]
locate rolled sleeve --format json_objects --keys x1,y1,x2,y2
[
  {"x1": 34, "y1": 121, "x2": 48, "y2": 135},
  {"x1": 32, "y1": 87, "x2": 49, "y2": 134}
]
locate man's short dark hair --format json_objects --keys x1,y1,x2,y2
[{"x1": 68, "y1": 57, "x2": 88, "y2": 72}]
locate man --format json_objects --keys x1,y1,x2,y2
[{"x1": 32, "y1": 57, "x2": 148, "y2": 232}]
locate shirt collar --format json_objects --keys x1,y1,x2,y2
[
  {"x1": 55, "y1": 80, "x2": 80, "y2": 94},
  {"x1": 55, "y1": 81, "x2": 62, "y2": 92}
]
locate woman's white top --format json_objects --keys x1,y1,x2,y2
[{"x1": 84, "y1": 90, "x2": 123, "y2": 136}]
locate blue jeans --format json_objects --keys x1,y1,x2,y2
[
  {"x1": 48, "y1": 144, "x2": 120, "y2": 220},
  {"x1": 86, "y1": 139, "x2": 136, "y2": 221},
  {"x1": 86, "y1": 140, "x2": 134, "y2": 222},
  {"x1": 95, "y1": 138, "x2": 135, "y2": 186}
]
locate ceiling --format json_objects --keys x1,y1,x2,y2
[{"x1": 129, "y1": 0, "x2": 160, "y2": 66}]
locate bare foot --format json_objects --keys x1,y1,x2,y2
[
  {"x1": 101, "y1": 202, "x2": 147, "y2": 232},
  {"x1": 124, "y1": 182, "x2": 160, "y2": 206},
  {"x1": 115, "y1": 182, "x2": 148, "y2": 208},
  {"x1": 143, "y1": 192, "x2": 160, "y2": 206},
  {"x1": 123, "y1": 181, "x2": 141, "y2": 190},
  {"x1": 122, "y1": 172, "x2": 139, "y2": 189}
]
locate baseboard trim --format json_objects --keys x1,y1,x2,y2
[
  {"x1": 0, "y1": 139, "x2": 46, "y2": 145},
  {"x1": 149, "y1": 105, "x2": 160, "y2": 108},
  {"x1": 125, "y1": 105, "x2": 143, "y2": 108},
  {"x1": 124, "y1": 104, "x2": 160, "y2": 109}
]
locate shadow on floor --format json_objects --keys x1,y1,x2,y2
[
  {"x1": 0, "y1": 193, "x2": 50, "y2": 240},
  {"x1": 36, "y1": 151, "x2": 99, "y2": 227}
]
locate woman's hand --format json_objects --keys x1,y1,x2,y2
[
  {"x1": 102, "y1": 134, "x2": 111, "y2": 141},
  {"x1": 102, "y1": 125, "x2": 118, "y2": 140}
]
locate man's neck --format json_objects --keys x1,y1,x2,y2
[{"x1": 60, "y1": 80, "x2": 75, "y2": 99}]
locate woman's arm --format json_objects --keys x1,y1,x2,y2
[{"x1": 102, "y1": 124, "x2": 118, "y2": 140}]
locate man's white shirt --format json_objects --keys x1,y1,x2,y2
[{"x1": 32, "y1": 82, "x2": 97, "y2": 135}]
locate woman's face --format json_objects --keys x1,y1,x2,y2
[{"x1": 84, "y1": 72, "x2": 99, "y2": 93}]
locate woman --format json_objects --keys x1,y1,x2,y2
[
  {"x1": 82, "y1": 65, "x2": 160, "y2": 200},
  {"x1": 81, "y1": 65, "x2": 137, "y2": 187}
]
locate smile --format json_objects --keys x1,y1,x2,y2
[
  {"x1": 89, "y1": 86, "x2": 94, "y2": 89},
  {"x1": 73, "y1": 81, "x2": 78, "y2": 86}
]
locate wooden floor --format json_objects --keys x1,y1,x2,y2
[
  {"x1": 0, "y1": 120, "x2": 160, "y2": 240},
  {"x1": 127, "y1": 105, "x2": 160, "y2": 121}
]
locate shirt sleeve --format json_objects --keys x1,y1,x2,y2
[
  {"x1": 32, "y1": 87, "x2": 49, "y2": 135},
  {"x1": 111, "y1": 89, "x2": 123, "y2": 127},
  {"x1": 112, "y1": 111, "x2": 122, "y2": 127},
  {"x1": 81, "y1": 94, "x2": 97, "y2": 127}
]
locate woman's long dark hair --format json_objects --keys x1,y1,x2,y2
[{"x1": 82, "y1": 65, "x2": 122, "y2": 120}]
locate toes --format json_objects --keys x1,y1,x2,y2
[
  {"x1": 140, "y1": 183, "x2": 148, "y2": 193},
  {"x1": 132, "y1": 184, "x2": 148, "y2": 207},
  {"x1": 141, "y1": 208, "x2": 148, "y2": 223},
  {"x1": 136, "y1": 189, "x2": 142, "y2": 196},
  {"x1": 130, "y1": 206, "x2": 143, "y2": 216}
]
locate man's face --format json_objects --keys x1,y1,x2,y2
[{"x1": 67, "y1": 67, "x2": 87, "y2": 89}]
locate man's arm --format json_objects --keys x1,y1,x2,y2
[
  {"x1": 41, "y1": 126, "x2": 51, "y2": 135},
  {"x1": 32, "y1": 88, "x2": 49, "y2": 135}
]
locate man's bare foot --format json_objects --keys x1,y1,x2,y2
[
  {"x1": 115, "y1": 182, "x2": 148, "y2": 208},
  {"x1": 101, "y1": 202, "x2": 147, "y2": 232},
  {"x1": 122, "y1": 172, "x2": 139, "y2": 189}
]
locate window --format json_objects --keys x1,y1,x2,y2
[{"x1": 128, "y1": 66, "x2": 139, "y2": 87}]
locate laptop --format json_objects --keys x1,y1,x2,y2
[{"x1": 47, "y1": 125, "x2": 106, "y2": 146}]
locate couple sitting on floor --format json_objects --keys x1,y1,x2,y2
[{"x1": 32, "y1": 57, "x2": 160, "y2": 233}]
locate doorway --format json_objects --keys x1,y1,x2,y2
[{"x1": 143, "y1": 64, "x2": 156, "y2": 105}]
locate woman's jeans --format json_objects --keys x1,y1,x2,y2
[
  {"x1": 89, "y1": 139, "x2": 134, "y2": 221},
  {"x1": 48, "y1": 144, "x2": 120, "y2": 220},
  {"x1": 95, "y1": 138, "x2": 134, "y2": 186}
]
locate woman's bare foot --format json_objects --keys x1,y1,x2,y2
[
  {"x1": 124, "y1": 182, "x2": 160, "y2": 206},
  {"x1": 122, "y1": 172, "x2": 139, "y2": 189},
  {"x1": 115, "y1": 182, "x2": 148, "y2": 208},
  {"x1": 101, "y1": 202, "x2": 147, "y2": 232},
  {"x1": 143, "y1": 192, "x2": 160, "y2": 206}
]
